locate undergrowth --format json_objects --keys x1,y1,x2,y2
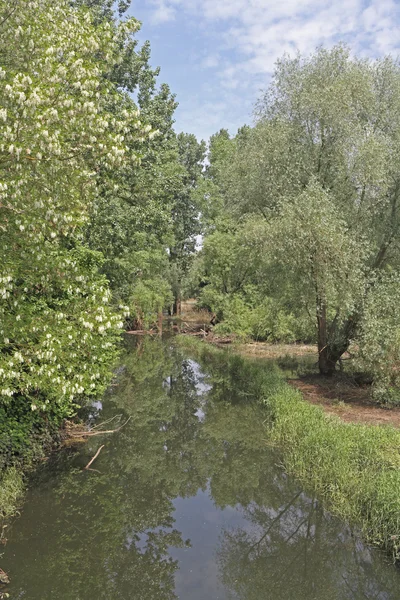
[
  {"x1": 0, "y1": 468, "x2": 24, "y2": 520},
  {"x1": 0, "y1": 397, "x2": 65, "y2": 520},
  {"x1": 175, "y1": 334, "x2": 400, "y2": 561}
]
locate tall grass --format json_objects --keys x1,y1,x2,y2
[
  {"x1": 176, "y1": 334, "x2": 400, "y2": 560},
  {"x1": 0, "y1": 467, "x2": 24, "y2": 520},
  {"x1": 267, "y1": 386, "x2": 400, "y2": 559}
]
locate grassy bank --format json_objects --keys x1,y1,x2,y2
[{"x1": 175, "y1": 335, "x2": 400, "y2": 560}]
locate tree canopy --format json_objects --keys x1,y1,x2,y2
[
  {"x1": 192, "y1": 46, "x2": 400, "y2": 400},
  {"x1": 0, "y1": 0, "x2": 204, "y2": 470}
]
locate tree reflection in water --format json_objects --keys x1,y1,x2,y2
[{"x1": 3, "y1": 337, "x2": 400, "y2": 600}]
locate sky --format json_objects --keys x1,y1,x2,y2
[{"x1": 128, "y1": 0, "x2": 400, "y2": 141}]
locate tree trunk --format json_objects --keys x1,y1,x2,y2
[
  {"x1": 173, "y1": 295, "x2": 181, "y2": 316},
  {"x1": 318, "y1": 346, "x2": 338, "y2": 376},
  {"x1": 317, "y1": 297, "x2": 332, "y2": 375},
  {"x1": 316, "y1": 296, "x2": 339, "y2": 376},
  {"x1": 157, "y1": 312, "x2": 163, "y2": 337},
  {"x1": 317, "y1": 298, "x2": 357, "y2": 375}
]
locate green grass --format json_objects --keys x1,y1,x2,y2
[
  {"x1": 267, "y1": 386, "x2": 400, "y2": 558},
  {"x1": 175, "y1": 334, "x2": 400, "y2": 560},
  {"x1": 0, "y1": 467, "x2": 25, "y2": 520}
]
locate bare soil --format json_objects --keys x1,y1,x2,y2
[
  {"x1": 235, "y1": 341, "x2": 317, "y2": 359},
  {"x1": 177, "y1": 303, "x2": 400, "y2": 427},
  {"x1": 289, "y1": 375, "x2": 400, "y2": 427},
  {"x1": 229, "y1": 341, "x2": 400, "y2": 427}
]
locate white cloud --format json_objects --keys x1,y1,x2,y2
[
  {"x1": 145, "y1": 0, "x2": 400, "y2": 139},
  {"x1": 201, "y1": 54, "x2": 221, "y2": 69},
  {"x1": 147, "y1": 0, "x2": 400, "y2": 73},
  {"x1": 147, "y1": 0, "x2": 179, "y2": 23}
]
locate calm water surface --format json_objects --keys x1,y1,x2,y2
[{"x1": 3, "y1": 337, "x2": 400, "y2": 599}]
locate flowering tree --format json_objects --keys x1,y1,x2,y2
[{"x1": 0, "y1": 0, "x2": 152, "y2": 417}]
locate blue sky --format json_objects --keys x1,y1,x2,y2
[{"x1": 128, "y1": 0, "x2": 400, "y2": 141}]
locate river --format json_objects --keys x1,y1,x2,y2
[{"x1": 2, "y1": 336, "x2": 400, "y2": 599}]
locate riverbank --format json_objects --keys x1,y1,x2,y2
[
  {"x1": 175, "y1": 334, "x2": 400, "y2": 561},
  {"x1": 0, "y1": 415, "x2": 94, "y2": 526},
  {"x1": 183, "y1": 330, "x2": 400, "y2": 427},
  {"x1": 0, "y1": 427, "x2": 63, "y2": 525}
]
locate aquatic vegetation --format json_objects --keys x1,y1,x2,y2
[{"x1": 267, "y1": 386, "x2": 400, "y2": 559}]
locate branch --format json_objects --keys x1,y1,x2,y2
[
  {"x1": 84, "y1": 445, "x2": 104, "y2": 470},
  {"x1": 69, "y1": 416, "x2": 131, "y2": 437},
  {"x1": 373, "y1": 180, "x2": 400, "y2": 270},
  {"x1": 245, "y1": 491, "x2": 302, "y2": 558}
]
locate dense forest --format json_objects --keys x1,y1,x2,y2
[{"x1": 1, "y1": 0, "x2": 400, "y2": 512}]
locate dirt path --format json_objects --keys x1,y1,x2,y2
[
  {"x1": 290, "y1": 377, "x2": 400, "y2": 427},
  {"x1": 234, "y1": 342, "x2": 317, "y2": 359},
  {"x1": 236, "y1": 342, "x2": 400, "y2": 427}
]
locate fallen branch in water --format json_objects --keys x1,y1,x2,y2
[
  {"x1": 84, "y1": 445, "x2": 104, "y2": 470},
  {"x1": 90, "y1": 414, "x2": 121, "y2": 431},
  {"x1": 0, "y1": 567, "x2": 9, "y2": 584},
  {"x1": 68, "y1": 416, "x2": 132, "y2": 438}
]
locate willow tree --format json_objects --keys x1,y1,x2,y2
[{"x1": 225, "y1": 46, "x2": 400, "y2": 380}]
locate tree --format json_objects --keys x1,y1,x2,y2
[
  {"x1": 74, "y1": 0, "x2": 207, "y2": 325},
  {"x1": 169, "y1": 133, "x2": 206, "y2": 315},
  {"x1": 81, "y1": 7, "x2": 181, "y2": 329},
  {"x1": 82, "y1": 5, "x2": 205, "y2": 326},
  {"x1": 215, "y1": 46, "x2": 400, "y2": 383},
  {"x1": 193, "y1": 129, "x2": 235, "y2": 231},
  {"x1": 0, "y1": 0, "x2": 151, "y2": 429},
  {"x1": 189, "y1": 128, "x2": 313, "y2": 342}
]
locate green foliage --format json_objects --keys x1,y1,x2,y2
[
  {"x1": 0, "y1": 0, "x2": 142, "y2": 415},
  {"x1": 267, "y1": 386, "x2": 400, "y2": 559},
  {"x1": 84, "y1": 17, "x2": 179, "y2": 323},
  {"x1": 0, "y1": 467, "x2": 24, "y2": 519},
  {"x1": 193, "y1": 219, "x2": 315, "y2": 342},
  {"x1": 357, "y1": 276, "x2": 400, "y2": 404},
  {"x1": 83, "y1": 14, "x2": 206, "y2": 321},
  {"x1": 0, "y1": 0, "x2": 162, "y2": 501},
  {"x1": 192, "y1": 45, "x2": 400, "y2": 391},
  {"x1": 129, "y1": 279, "x2": 172, "y2": 329},
  {"x1": 0, "y1": 397, "x2": 52, "y2": 471},
  {"x1": 249, "y1": 298, "x2": 312, "y2": 342},
  {"x1": 168, "y1": 133, "x2": 206, "y2": 312}
]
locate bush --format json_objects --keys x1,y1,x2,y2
[
  {"x1": 129, "y1": 279, "x2": 173, "y2": 330},
  {"x1": 199, "y1": 289, "x2": 315, "y2": 343},
  {"x1": 0, "y1": 468, "x2": 24, "y2": 519}
]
